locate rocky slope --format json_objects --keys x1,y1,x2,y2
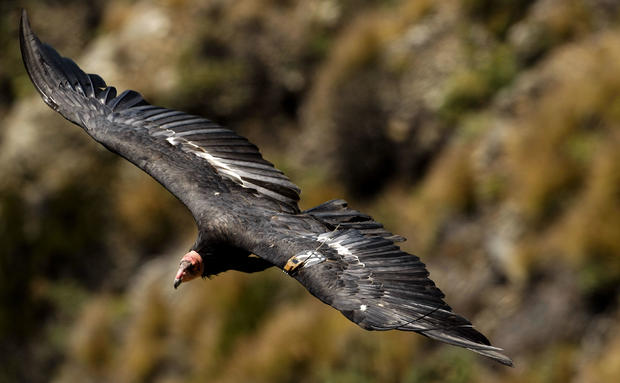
[{"x1": 1, "y1": 1, "x2": 620, "y2": 382}]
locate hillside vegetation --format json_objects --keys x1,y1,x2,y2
[{"x1": 1, "y1": 1, "x2": 620, "y2": 382}]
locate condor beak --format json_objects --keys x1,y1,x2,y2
[{"x1": 173, "y1": 259, "x2": 192, "y2": 289}]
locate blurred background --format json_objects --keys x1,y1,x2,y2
[{"x1": 1, "y1": 0, "x2": 620, "y2": 382}]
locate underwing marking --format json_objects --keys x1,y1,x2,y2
[{"x1": 317, "y1": 232, "x2": 365, "y2": 268}]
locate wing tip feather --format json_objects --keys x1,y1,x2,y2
[{"x1": 19, "y1": 9, "x2": 56, "y2": 109}]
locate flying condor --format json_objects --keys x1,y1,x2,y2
[{"x1": 19, "y1": 10, "x2": 512, "y2": 366}]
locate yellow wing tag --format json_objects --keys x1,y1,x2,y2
[{"x1": 284, "y1": 250, "x2": 326, "y2": 274}]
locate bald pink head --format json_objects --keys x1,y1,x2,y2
[{"x1": 173, "y1": 250, "x2": 204, "y2": 289}]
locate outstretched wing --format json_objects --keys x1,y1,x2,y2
[
  {"x1": 19, "y1": 10, "x2": 300, "y2": 217},
  {"x1": 254, "y1": 201, "x2": 513, "y2": 366}
]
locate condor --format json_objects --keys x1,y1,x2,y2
[{"x1": 20, "y1": 10, "x2": 512, "y2": 366}]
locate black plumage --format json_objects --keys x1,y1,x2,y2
[{"x1": 19, "y1": 10, "x2": 512, "y2": 366}]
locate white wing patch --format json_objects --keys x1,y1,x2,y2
[
  {"x1": 123, "y1": 106, "x2": 301, "y2": 208},
  {"x1": 318, "y1": 231, "x2": 365, "y2": 267},
  {"x1": 329, "y1": 241, "x2": 353, "y2": 256},
  {"x1": 182, "y1": 141, "x2": 245, "y2": 183},
  {"x1": 165, "y1": 135, "x2": 245, "y2": 183}
]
